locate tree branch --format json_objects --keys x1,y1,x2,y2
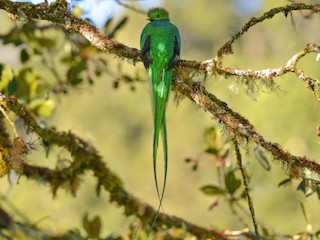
[
  {"x1": 173, "y1": 79, "x2": 320, "y2": 182},
  {"x1": 202, "y1": 43, "x2": 320, "y2": 100},
  {"x1": 1, "y1": 95, "x2": 230, "y2": 240},
  {"x1": 1, "y1": 0, "x2": 319, "y2": 211},
  {"x1": 1, "y1": 1, "x2": 320, "y2": 238},
  {"x1": 1, "y1": 1, "x2": 318, "y2": 86},
  {"x1": 215, "y1": 3, "x2": 320, "y2": 65}
]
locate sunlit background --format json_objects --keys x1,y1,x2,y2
[{"x1": 1, "y1": 0, "x2": 320, "y2": 237}]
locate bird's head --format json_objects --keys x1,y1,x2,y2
[{"x1": 146, "y1": 7, "x2": 169, "y2": 21}]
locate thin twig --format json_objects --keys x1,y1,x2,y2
[
  {"x1": 215, "y1": 3, "x2": 320, "y2": 65},
  {"x1": 231, "y1": 130, "x2": 260, "y2": 239},
  {"x1": 173, "y1": 79, "x2": 320, "y2": 180},
  {"x1": 0, "y1": 105, "x2": 19, "y2": 138},
  {"x1": 1, "y1": 1, "x2": 320, "y2": 87},
  {"x1": 202, "y1": 44, "x2": 320, "y2": 100}
]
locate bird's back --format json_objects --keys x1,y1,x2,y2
[{"x1": 141, "y1": 20, "x2": 179, "y2": 68}]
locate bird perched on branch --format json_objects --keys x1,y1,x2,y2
[{"x1": 140, "y1": 7, "x2": 181, "y2": 228}]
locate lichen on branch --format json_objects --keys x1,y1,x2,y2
[
  {"x1": 0, "y1": 95, "x2": 230, "y2": 239},
  {"x1": 1, "y1": 1, "x2": 320, "y2": 238}
]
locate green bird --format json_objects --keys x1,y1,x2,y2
[{"x1": 140, "y1": 7, "x2": 181, "y2": 223}]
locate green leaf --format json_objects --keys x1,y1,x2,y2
[
  {"x1": 109, "y1": 16, "x2": 128, "y2": 38},
  {"x1": 37, "y1": 37, "x2": 56, "y2": 48},
  {"x1": 200, "y1": 185, "x2": 226, "y2": 196},
  {"x1": 67, "y1": 60, "x2": 87, "y2": 85},
  {"x1": 82, "y1": 213, "x2": 101, "y2": 239},
  {"x1": 37, "y1": 99, "x2": 56, "y2": 117},
  {"x1": 28, "y1": 99, "x2": 56, "y2": 117},
  {"x1": 297, "y1": 180, "x2": 305, "y2": 192},
  {"x1": 20, "y1": 48, "x2": 29, "y2": 63},
  {"x1": 300, "y1": 202, "x2": 310, "y2": 224},
  {"x1": 70, "y1": 76, "x2": 83, "y2": 85},
  {"x1": 278, "y1": 178, "x2": 292, "y2": 188},
  {"x1": 0, "y1": 66, "x2": 14, "y2": 92},
  {"x1": 225, "y1": 170, "x2": 241, "y2": 196},
  {"x1": 13, "y1": 68, "x2": 39, "y2": 99},
  {"x1": 2, "y1": 29, "x2": 23, "y2": 46},
  {"x1": 238, "y1": 189, "x2": 247, "y2": 199},
  {"x1": 254, "y1": 147, "x2": 271, "y2": 171},
  {"x1": 204, "y1": 127, "x2": 222, "y2": 156},
  {"x1": 103, "y1": 17, "x2": 114, "y2": 33},
  {"x1": 8, "y1": 78, "x2": 18, "y2": 96},
  {"x1": 60, "y1": 55, "x2": 76, "y2": 64},
  {"x1": 316, "y1": 185, "x2": 320, "y2": 200},
  {"x1": 94, "y1": 67, "x2": 102, "y2": 77}
]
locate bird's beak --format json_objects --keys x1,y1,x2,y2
[{"x1": 146, "y1": 17, "x2": 151, "y2": 21}]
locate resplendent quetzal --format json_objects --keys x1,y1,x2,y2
[{"x1": 140, "y1": 7, "x2": 181, "y2": 220}]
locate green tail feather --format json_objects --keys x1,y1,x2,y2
[
  {"x1": 149, "y1": 121, "x2": 168, "y2": 232},
  {"x1": 152, "y1": 110, "x2": 168, "y2": 206},
  {"x1": 149, "y1": 66, "x2": 172, "y2": 231}
]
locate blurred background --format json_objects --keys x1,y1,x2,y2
[{"x1": 0, "y1": 0, "x2": 320, "y2": 237}]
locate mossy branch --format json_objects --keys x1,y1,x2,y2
[
  {"x1": 1, "y1": 0, "x2": 320, "y2": 210},
  {"x1": 1, "y1": 1, "x2": 320, "y2": 238},
  {"x1": 1, "y1": 2, "x2": 319, "y2": 86},
  {"x1": 214, "y1": 3, "x2": 320, "y2": 65},
  {"x1": 0, "y1": 0, "x2": 139, "y2": 60},
  {"x1": 202, "y1": 44, "x2": 320, "y2": 100},
  {"x1": 1, "y1": 95, "x2": 230, "y2": 240},
  {"x1": 173, "y1": 79, "x2": 320, "y2": 181},
  {"x1": 1, "y1": 1, "x2": 319, "y2": 100},
  {"x1": 230, "y1": 130, "x2": 259, "y2": 239}
]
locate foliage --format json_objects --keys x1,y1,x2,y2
[{"x1": 0, "y1": 0, "x2": 320, "y2": 239}]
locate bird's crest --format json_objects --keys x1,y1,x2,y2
[{"x1": 147, "y1": 7, "x2": 170, "y2": 21}]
